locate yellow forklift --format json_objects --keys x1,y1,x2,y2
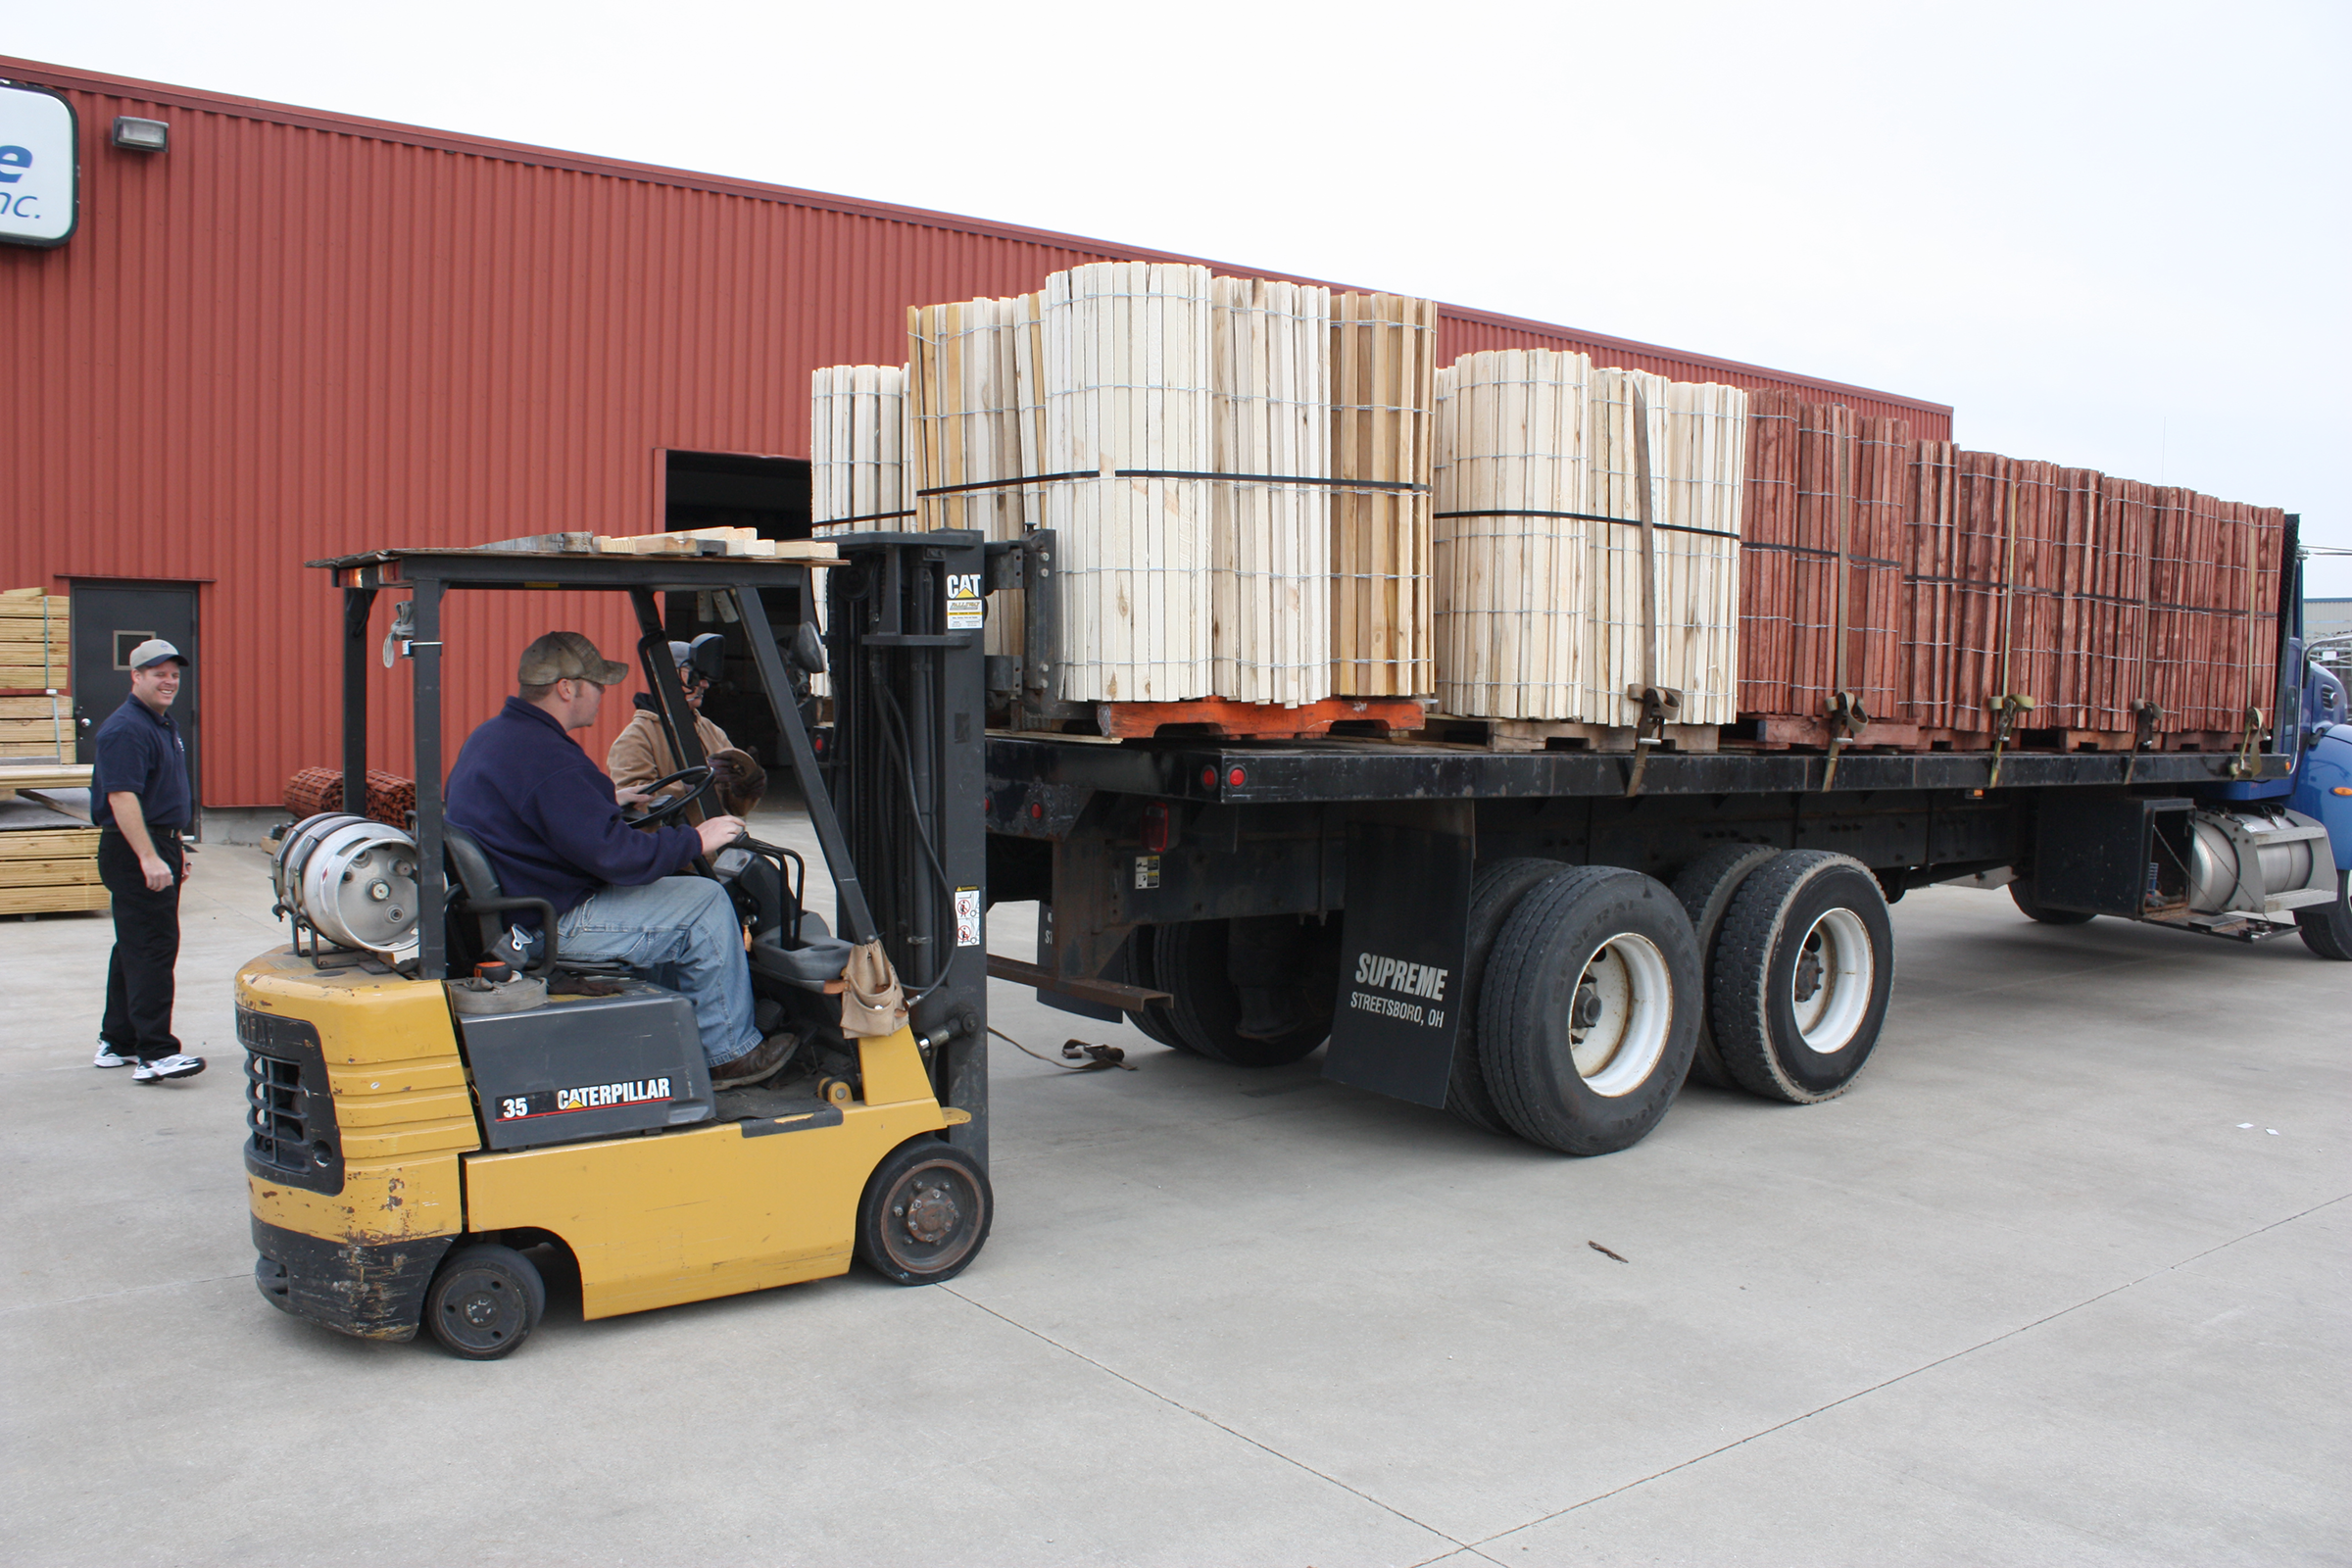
[{"x1": 241, "y1": 532, "x2": 1009, "y2": 1357}]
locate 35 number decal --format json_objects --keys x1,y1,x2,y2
[{"x1": 499, "y1": 1097, "x2": 530, "y2": 1120}]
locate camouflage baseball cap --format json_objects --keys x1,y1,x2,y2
[{"x1": 517, "y1": 631, "x2": 630, "y2": 687}]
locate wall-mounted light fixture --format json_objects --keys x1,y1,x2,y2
[{"x1": 111, "y1": 117, "x2": 168, "y2": 152}]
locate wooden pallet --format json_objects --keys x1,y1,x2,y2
[
  {"x1": 1419, "y1": 714, "x2": 1719, "y2": 754},
  {"x1": 1722, "y1": 714, "x2": 1921, "y2": 751},
  {"x1": 1089, "y1": 696, "x2": 1427, "y2": 741}
]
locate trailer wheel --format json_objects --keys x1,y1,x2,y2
[
  {"x1": 858, "y1": 1139, "x2": 993, "y2": 1285},
  {"x1": 1152, "y1": 919, "x2": 1335, "y2": 1067},
  {"x1": 2298, "y1": 869, "x2": 2352, "y2": 960},
  {"x1": 2009, "y1": 878, "x2": 2096, "y2": 925},
  {"x1": 1711, "y1": 852, "x2": 1894, "y2": 1103},
  {"x1": 1116, "y1": 928, "x2": 1191, "y2": 1051},
  {"x1": 1446, "y1": 858, "x2": 1570, "y2": 1135},
  {"x1": 1479, "y1": 867, "x2": 1700, "y2": 1155},
  {"x1": 423, "y1": 1243, "x2": 546, "y2": 1361},
  {"x1": 1670, "y1": 845, "x2": 1781, "y2": 1091}
]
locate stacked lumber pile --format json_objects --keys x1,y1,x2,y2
[
  {"x1": 0, "y1": 589, "x2": 71, "y2": 761},
  {"x1": 1211, "y1": 276, "x2": 1332, "y2": 707},
  {"x1": 1433, "y1": 352, "x2": 1746, "y2": 727},
  {"x1": 0, "y1": 770, "x2": 104, "y2": 916},
  {"x1": 591, "y1": 527, "x2": 837, "y2": 560},
  {"x1": 810, "y1": 364, "x2": 911, "y2": 533},
  {"x1": 1330, "y1": 293, "x2": 1439, "y2": 697}
]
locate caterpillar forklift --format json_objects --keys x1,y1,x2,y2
[{"x1": 241, "y1": 531, "x2": 1003, "y2": 1358}]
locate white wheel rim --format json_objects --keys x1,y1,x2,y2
[
  {"x1": 1566, "y1": 933, "x2": 1673, "y2": 1098},
  {"x1": 1791, "y1": 906, "x2": 1872, "y2": 1054}
]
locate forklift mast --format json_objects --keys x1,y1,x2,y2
[{"x1": 821, "y1": 531, "x2": 990, "y2": 1165}]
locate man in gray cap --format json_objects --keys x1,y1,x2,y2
[
  {"x1": 444, "y1": 631, "x2": 792, "y2": 1088},
  {"x1": 90, "y1": 639, "x2": 206, "y2": 1083}
]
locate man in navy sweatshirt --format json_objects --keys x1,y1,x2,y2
[{"x1": 445, "y1": 631, "x2": 794, "y2": 1088}]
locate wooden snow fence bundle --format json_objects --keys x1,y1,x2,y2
[
  {"x1": 2145, "y1": 487, "x2": 2221, "y2": 733},
  {"x1": 2042, "y1": 466, "x2": 2110, "y2": 732},
  {"x1": 1329, "y1": 293, "x2": 1438, "y2": 697},
  {"x1": 810, "y1": 364, "x2": 910, "y2": 534},
  {"x1": 907, "y1": 295, "x2": 1041, "y2": 662},
  {"x1": 2000, "y1": 460, "x2": 2067, "y2": 729},
  {"x1": 1944, "y1": 450, "x2": 2016, "y2": 734},
  {"x1": 1040, "y1": 262, "x2": 1217, "y2": 703},
  {"x1": 1587, "y1": 369, "x2": 1746, "y2": 726},
  {"x1": 2086, "y1": 476, "x2": 2158, "y2": 734},
  {"x1": 1210, "y1": 276, "x2": 1333, "y2": 707},
  {"x1": 1774, "y1": 404, "x2": 1907, "y2": 732},
  {"x1": 1432, "y1": 350, "x2": 1592, "y2": 719},
  {"x1": 1738, "y1": 390, "x2": 1801, "y2": 716},
  {"x1": 1898, "y1": 440, "x2": 1962, "y2": 729}
]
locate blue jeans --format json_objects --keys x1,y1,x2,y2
[{"x1": 557, "y1": 877, "x2": 760, "y2": 1065}]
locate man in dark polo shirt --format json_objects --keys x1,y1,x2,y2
[
  {"x1": 90, "y1": 638, "x2": 206, "y2": 1084},
  {"x1": 445, "y1": 631, "x2": 794, "y2": 1089}
]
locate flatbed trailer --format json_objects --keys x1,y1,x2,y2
[{"x1": 962, "y1": 535, "x2": 2350, "y2": 1156}]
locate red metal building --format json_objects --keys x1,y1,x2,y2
[{"x1": 0, "y1": 54, "x2": 1951, "y2": 819}]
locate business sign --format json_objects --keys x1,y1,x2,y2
[{"x1": 0, "y1": 83, "x2": 77, "y2": 247}]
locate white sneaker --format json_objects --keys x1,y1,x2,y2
[
  {"x1": 133, "y1": 1054, "x2": 206, "y2": 1083},
  {"x1": 93, "y1": 1043, "x2": 135, "y2": 1068}
]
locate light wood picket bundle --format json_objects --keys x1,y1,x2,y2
[
  {"x1": 1210, "y1": 276, "x2": 1332, "y2": 707},
  {"x1": 1433, "y1": 351, "x2": 1593, "y2": 718},
  {"x1": 1330, "y1": 294, "x2": 1438, "y2": 697},
  {"x1": 809, "y1": 364, "x2": 909, "y2": 534},
  {"x1": 1040, "y1": 263, "x2": 1217, "y2": 703},
  {"x1": 1587, "y1": 370, "x2": 1747, "y2": 726},
  {"x1": 1434, "y1": 354, "x2": 1743, "y2": 724}
]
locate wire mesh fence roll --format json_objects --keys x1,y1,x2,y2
[
  {"x1": 1330, "y1": 292, "x2": 1439, "y2": 698},
  {"x1": 1041, "y1": 261, "x2": 1216, "y2": 703},
  {"x1": 1432, "y1": 349, "x2": 1593, "y2": 719},
  {"x1": 1210, "y1": 276, "x2": 1333, "y2": 707}
]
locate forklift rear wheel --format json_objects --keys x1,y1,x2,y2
[
  {"x1": 2009, "y1": 877, "x2": 2095, "y2": 925},
  {"x1": 1152, "y1": 918, "x2": 1335, "y2": 1067},
  {"x1": 423, "y1": 1243, "x2": 546, "y2": 1360},
  {"x1": 1446, "y1": 858, "x2": 1569, "y2": 1135},
  {"x1": 1479, "y1": 867, "x2": 1700, "y2": 1155},
  {"x1": 1669, "y1": 845, "x2": 1782, "y2": 1091},
  {"x1": 858, "y1": 1139, "x2": 993, "y2": 1286},
  {"x1": 1711, "y1": 852, "x2": 1894, "y2": 1103},
  {"x1": 2298, "y1": 869, "x2": 2352, "y2": 960}
]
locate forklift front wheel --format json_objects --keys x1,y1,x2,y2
[
  {"x1": 423, "y1": 1243, "x2": 547, "y2": 1360},
  {"x1": 857, "y1": 1139, "x2": 993, "y2": 1286}
]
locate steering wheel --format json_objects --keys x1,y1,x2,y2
[{"x1": 625, "y1": 764, "x2": 714, "y2": 828}]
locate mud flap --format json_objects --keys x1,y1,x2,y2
[{"x1": 1322, "y1": 809, "x2": 1474, "y2": 1107}]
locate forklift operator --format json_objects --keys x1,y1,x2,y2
[{"x1": 444, "y1": 631, "x2": 794, "y2": 1090}]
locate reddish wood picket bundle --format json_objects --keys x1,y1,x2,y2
[
  {"x1": 1899, "y1": 442, "x2": 1961, "y2": 728},
  {"x1": 1738, "y1": 390, "x2": 1800, "y2": 715}
]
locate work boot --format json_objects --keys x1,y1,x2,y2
[{"x1": 710, "y1": 1033, "x2": 798, "y2": 1090}]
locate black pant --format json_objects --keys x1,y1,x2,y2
[{"x1": 99, "y1": 828, "x2": 183, "y2": 1061}]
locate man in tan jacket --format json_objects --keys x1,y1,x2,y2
[{"x1": 608, "y1": 639, "x2": 764, "y2": 823}]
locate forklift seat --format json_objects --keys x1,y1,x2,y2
[{"x1": 442, "y1": 822, "x2": 562, "y2": 973}]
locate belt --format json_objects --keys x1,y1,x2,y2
[{"x1": 102, "y1": 824, "x2": 184, "y2": 840}]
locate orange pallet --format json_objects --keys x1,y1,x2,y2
[{"x1": 1090, "y1": 696, "x2": 1428, "y2": 741}]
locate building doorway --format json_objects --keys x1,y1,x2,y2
[
  {"x1": 662, "y1": 452, "x2": 814, "y2": 775},
  {"x1": 71, "y1": 581, "x2": 201, "y2": 835}
]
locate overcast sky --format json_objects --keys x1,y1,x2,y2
[{"x1": 15, "y1": 0, "x2": 2349, "y2": 594}]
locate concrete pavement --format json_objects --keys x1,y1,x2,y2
[{"x1": 0, "y1": 818, "x2": 2343, "y2": 1565}]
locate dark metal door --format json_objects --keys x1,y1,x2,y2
[{"x1": 72, "y1": 582, "x2": 201, "y2": 828}]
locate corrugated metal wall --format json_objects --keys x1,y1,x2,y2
[{"x1": 0, "y1": 56, "x2": 1951, "y2": 805}]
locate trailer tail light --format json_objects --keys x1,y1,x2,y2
[
  {"x1": 1227, "y1": 766, "x2": 1247, "y2": 788},
  {"x1": 1200, "y1": 766, "x2": 1217, "y2": 789},
  {"x1": 1141, "y1": 802, "x2": 1171, "y2": 853}
]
